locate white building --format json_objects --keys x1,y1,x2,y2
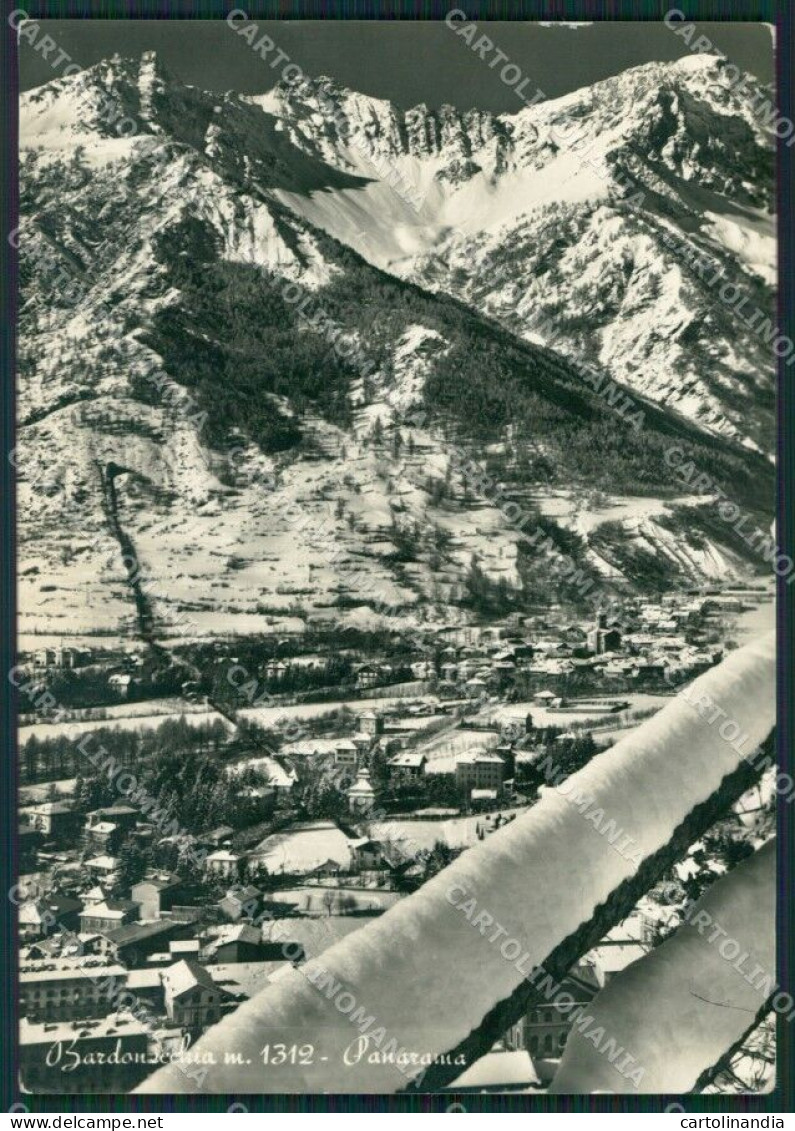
[{"x1": 347, "y1": 768, "x2": 376, "y2": 815}]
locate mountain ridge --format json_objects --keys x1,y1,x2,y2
[
  {"x1": 258, "y1": 52, "x2": 776, "y2": 451},
  {"x1": 17, "y1": 50, "x2": 776, "y2": 649}
]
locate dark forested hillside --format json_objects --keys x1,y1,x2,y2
[{"x1": 141, "y1": 210, "x2": 774, "y2": 514}]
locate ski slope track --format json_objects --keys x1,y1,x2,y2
[{"x1": 138, "y1": 632, "x2": 775, "y2": 1094}]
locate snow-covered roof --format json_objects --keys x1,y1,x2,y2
[
  {"x1": 389, "y1": 751, "x2": 426, "y2": 768},
  {"x1": 81, "y1": 886, "x2": 108, "y2": 901},
  {"x1": 80, "y1": 902, "x2": 129, "y2": 920},
  {"x1": 348, "y1": 775, "x2": 376, "y2": 797},
  {"x1": 250, "y1": 821, "x2": 354, "y2": 874},
  {"x1": 21, "y1": 1012, "x2": 149, "y2": 1046},
  {"x1": 205, "y1": 924, "x2": 262, "y2": 952},
  {"x1": 85, "y1": 855, "x2": 119, "y2": 870},
  {"x1": 261, "y1": 916, "x2": 372, "y2": 960},
  {"x1": 31, "y1": 800, "x2": 73, "y2": 814},
  {"x1": 132, "y1": 873, "x2": 181, "y2": 892},
  {"x1": 457, "y1": 753, "x2": 504, "y2": 766},
  {"x1": 450, "y1": 1050, "x2": 539, "y2": 1089}
]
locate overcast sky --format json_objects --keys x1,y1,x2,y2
[{"x1": 18, "y1": 19, "x2": 774, "y2": 111}]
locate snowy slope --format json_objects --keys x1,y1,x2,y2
[
  {"x1": 265, "y1": 56, "x2": 776, "y2": 451},
  {"x1": 17, "y1": 58, "x2": 525, "y2": 644}
]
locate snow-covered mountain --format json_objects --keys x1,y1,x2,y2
[
  {"x1": 262, "y1": 55, "x2": 776, "y2": 451},
  {"x1": 17, "y1": 53, "x2": 775, "y2": 648}
]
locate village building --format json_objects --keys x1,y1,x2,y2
[
  {"x1": 79, "y1": 899, "x2": 139, "y2": 935},
  {"x1": 464, "y1": 676, "x2": 488, "y2": 697},
  {"x1": 217, "y1": 884, "x2": 263, "y2": 922},
  {"x1": 86, "y1": 805, "x2": 137, "y2": 834},
  {"x1": 347, "y1": 767, "x2": 377, "y2": 815},
  {"x1": 355, "y1": 663, "x2": 383, "y2": 690},
  {"x1": 95, "y1": 919, "x2": 194, "y2": 967},
  {"x1": 78, "y1": 885, "x2": 110, "y2": 908},
  {"x1": 84, "y1": 854, "x2": 121, "y2": 887},
  {"x1": 28, "y1": 800, "x2": 78, "y2": 840},
  {"x1": 505, "y1": 961, "x2": 600, "y2": 1065},
  {"x1": 388, "y1": 750, "x2": 427, "y2": 778},
  {"x1": 131, "y1": 874, "x2": 184, "y2": 921},
  {"x1": 161, "y1": 959, "x2": 227, "y2": 1032},
  {"x1": 108, "y1": 672, "x2": 133, "y2": 697},
  {"x1": 205, "y1": 849, "x2": 242, "y2": 881},
  {"x1": 19, "y1": 895, "x2": 82, "y2": 941},
  {"x1": 586, "y1": 611, "x2": 622, "y2": 655},
  {"x1": 455, "y1": 753, "x2": 506, "y2": 796},
  {"x1": 358, "y1": 710, "x2": 383, "y2": 737},
  {"x1": 202, "y1": 924, "x2": 271, "y2": 964},
  {"x1": 532, "y1": 689, "x2": 560, "y2": 707},
  {"x1": 20, "y1": 1013, "x2": 150, "y2": 1093},
  {"x1": 348, "y1": 838, "x2": 388, "y2": 872},
  {"x1": 83, "y1": 820, "x2": 121, "y2": 853},
  {"x1": 351, "y1": 731, "x2": 372, "y2": 756},
  {"x1": 32, "y1": 646, "x2": 91, "y2": 670},
  {"x1": 441, "y1": 661, "x2": 459, "y2": 682},
  {"x1": 334, "y1": 739, "x2": 358, "y2": 767},
  {"x1": 264, "y1": 659, "x2": 288, "y2": 681},
  {"x1": 19, "y1": 960, "x2": 128, "y2": 1022}
]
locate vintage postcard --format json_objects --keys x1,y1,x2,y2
[{"x1": 9, "y1": 10, "x2": 784, "y2": 1106}]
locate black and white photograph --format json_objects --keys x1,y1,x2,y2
[{"x1": 7, "y1": 8, "x2": 789, "y2": 1108}]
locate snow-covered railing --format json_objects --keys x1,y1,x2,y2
[
  {"x1": 551, "y1": 839, "x2": 775, "y2": 1094},
  {"x1": 138, "y1": 633, "x2": 775, "y2": 1094}
]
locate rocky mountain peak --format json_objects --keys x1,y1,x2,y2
[{"x1": 16, "y1": 50, "x2": 776, "y2": 646}]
